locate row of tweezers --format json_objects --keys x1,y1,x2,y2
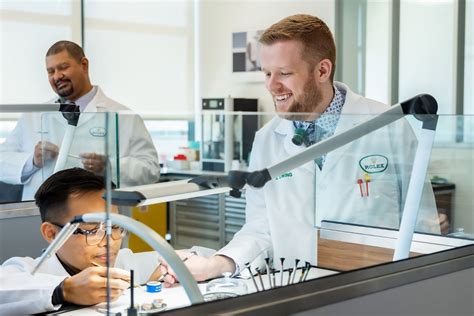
[{"x1": 245, "y1": 258, "x2": 313, "y2": 292}]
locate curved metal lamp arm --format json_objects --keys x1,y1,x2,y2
[{"x1": 73, "y1": 213, "x2": 204, "y2": 304}]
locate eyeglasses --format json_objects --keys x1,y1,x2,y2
[{"x1": 51, "y1": 222, "x2": 127, "y2": 246}]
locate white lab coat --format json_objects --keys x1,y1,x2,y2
[
  {"x1": 0, "y1": 248, "x2": 159, "y2": 315},
  {"x1": 0, "y1": 87, "x2": 160, "y2": 200},
  {"x1": 217, "y1": 82, "x2": 440, "y2": 271}
]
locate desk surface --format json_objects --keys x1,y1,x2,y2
[{"x1": 63, "y1": 267, "x2": 338, "y2": 315}]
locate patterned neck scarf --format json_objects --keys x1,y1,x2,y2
[{"x1": 293, "y1": 85, "x2": 346, "y2": 169}]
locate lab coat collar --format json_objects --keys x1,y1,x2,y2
[{"x1": 83, "y1": 86, "x2": 109, "y2": 113}]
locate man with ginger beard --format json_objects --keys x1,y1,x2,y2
[
  {"x1": 0, "y1": 168, "x2": 162, "y2": 314},
  {"x1": 159, "y1": 14, "x2": 445, "y2": 285}
]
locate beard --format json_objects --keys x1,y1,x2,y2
[
  {"x1": 55, "y1": 79, "x2": 74, "y2": 98},
  {"x1": 275, "y1": 76, "x2": 323, "y2": 121}
]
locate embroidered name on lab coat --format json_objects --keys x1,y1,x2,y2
[
  {"x1": 89, "y1": 127, "x2": 107, "y2": 137},
  {"x1": 276, "y1": 172, "x2": 293, "y2": 180},
  {"x1": 359, "y1": 155, "x2": 388, "y2": 173}
]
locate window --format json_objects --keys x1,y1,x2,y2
[
  {"x1": 399, "y1": 0, "x2": 456, "y2": 115},
  {"x1": 336, "y1": 0, "x2": 472, "y2": 143},
  {"x1": 0, "y1": 0, "x2": 81, "y2": 104},
  {"x1": 83, "y1": 0, "x2": 195, "y2": 115}
]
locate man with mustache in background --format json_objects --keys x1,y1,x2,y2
[{"x1": 0, "y1": 40, "x2": 159, "y2": 201}]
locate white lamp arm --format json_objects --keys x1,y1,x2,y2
[{"x1": 224, "y1": 93, "x2": 438, "y2": 196}]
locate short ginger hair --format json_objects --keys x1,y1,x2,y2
[{"x1": 259, "y1": 14, "x2": 336, "y2": 82}]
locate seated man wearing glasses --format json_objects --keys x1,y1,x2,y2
[{"x1": 0, "y1": 168, "x2": 162, "y2": 314}]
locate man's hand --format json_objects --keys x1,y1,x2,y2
[
  {"x1": 62, "y1": 267, "x2": 130, "y2": 306},
  {"x1": 159, "y1": 250, "x2": 236, "y2": 288},
  {"x1": 33, "y1": 141, "x2": 59, "y2": 168},
  {"x1": 80, "y1": 152, "x2": 105, "y2": 174}
]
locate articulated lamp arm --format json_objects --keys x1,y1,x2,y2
[
  {"x1": 221, "y1": 94, "x2": 438, "y2": 197},
  {"x1": 109, "y1": 94, "x2": 437, "y2": 202}
]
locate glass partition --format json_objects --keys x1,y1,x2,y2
[
  {"x1": 146, "y1": 111, "x2": 473, "y2": 311},
  {"x1": 314, "y1": 114, "x2": 438, "y2": 233},
  {"x1": 40, "y1": 111, "x2": 119, "y2": 188},
  {"x1": 314, "y1": 113, "x2": 473, "y2": 273},
  {"x1": 430, "y1": 115, "x2": 474, "y2": 238},
  {"x1": 102, "y1": 110, "x2": 472, "y2": 312},
  {"x1": 0, "y1": 111, "x2": 118, "y2": 203},
  {"x1": 0, "y1": 113, "x2": 24, "y2": 203},
  {"x1": 1, "y1": 108, "x2": 472, "y2": 313}
]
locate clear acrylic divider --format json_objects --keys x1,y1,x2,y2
[
  {"x1": 0, "y1": 111, "x2": 31, "y2": 203},
  {"x1": 191, "y1": 111, "x2": 473, "y2": 284},
  {"x1": 40, "y1": 111, "x2": 119, "y2": 187},
  {"x1": 315, "y1": 114, "x2": 474, "y2": 272},
  {"x1": 3, "y1": 107, "x2": 472, "y2": 310}
]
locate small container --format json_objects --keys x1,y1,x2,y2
[{"x1": 146, "y1": 281, "x2": 162, "y2": 293}]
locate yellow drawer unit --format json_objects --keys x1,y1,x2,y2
[{"x1": 128, "y1": 203, "x2": 167, "y2": 252}]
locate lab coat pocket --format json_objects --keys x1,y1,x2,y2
[{"x1": 316, "y1": 176, "x2": 401, "y2": 230}]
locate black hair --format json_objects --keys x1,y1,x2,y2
[
  {"x1": 46, "y1": 40, "x2": 85, "y2": 63},
  {"x1": 35, "y1": 168, "x2": 105, "y2": 223}
]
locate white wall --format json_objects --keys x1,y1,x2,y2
[{"x1": 197, "y1": 0, "x2": 335, "y2": 114}]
